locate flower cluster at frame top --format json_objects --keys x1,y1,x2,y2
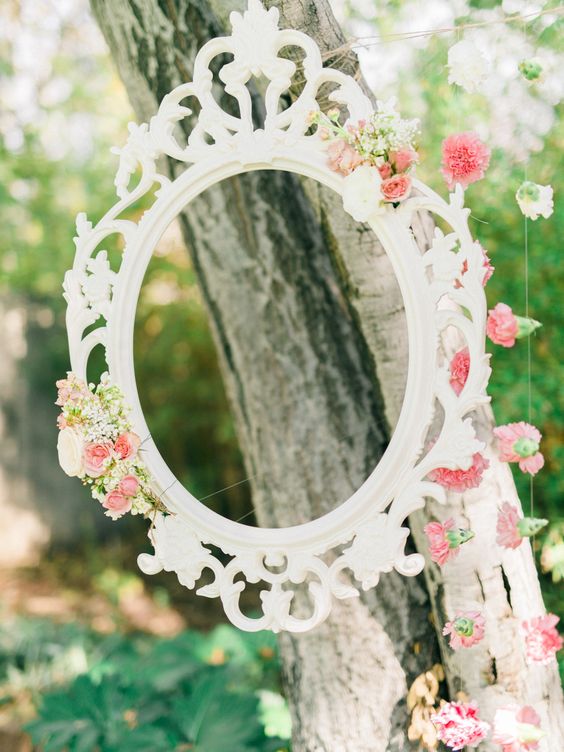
[
  {"x1": 309, "y1": 99, "x2": 419, "y2": 219},
  {"x1": 56, "y1": 373, "x2": 165, "y2": 520}
]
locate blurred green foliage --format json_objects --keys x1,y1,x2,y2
[{"x1": 0, "y1": 617, "x2": 289, "y2": 751}]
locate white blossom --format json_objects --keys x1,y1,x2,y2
[
  {"x1": 447, "y1": 39, "x2": 491, "y2": 93},
  {"x1": 342, "y1": 165, "x2": 385, "y2": 222},
  {"x1": 57, "y1": 427, "x2": 85, "y2": 477},
  {"x1": 516, "y1": 181, "x2": 554, "y2": 220}
]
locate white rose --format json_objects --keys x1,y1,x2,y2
[
  {"x1": 342, "y1": 165, "x2": 384, "y2": 223},
  {"x1": 447, "y1": 39, "x2": 490, "y2": 93},
  {"x1": 57, "y1": 427, "x2": 85, "y2": 477}
]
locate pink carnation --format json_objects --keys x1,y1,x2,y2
[
  {"x1": 327, "y1": 139, "x2": 363, "y2": 175},
  {"x1": 102, "y1": 490, "x2": 133, "y2": 520},
  {"x1": 424, "y1": 518, "x2": 474, "y2": 566},
  {"x1": 492, "y1": 705, "x2": 544, "y2": 752},
  {"x1": 381, "y1": 174, "x2": 412, "y2": 202},
  {"x1": 118, "y1": 475, "x2": 140, "y2": 497},
  {"x1": 522, "y1": 613, "x2": 563, "y2": 665},
  {"x1": 431, "y1": 701, "x2": 490, "y2": 750},
  {"x1": 496, "y1": 502, "x2": 522, "y2": 549},
  {"x1": 428, "y1": 452, "x2": 489, "y2": 492},
  {"x1": 487, "y1": 303, "x2": 519, "y2": 347},
  {"x1": 441, "y1": 132, "x2": 491, "y2": 189},
  {"x1": 449, "y1": 347, "x2": 470, "y2": 396},
  {"x1": 83, "y1": 442, "x2": 113, "y2": 478},
  {"x1": 114, "y1": 432, "x2": 141, "y2": 460},
  {"x1": 56, "y1": 414, "x2": 68, "y2": 430},
  {"x1": 443, "y1": 611, "x2": 485, "y2": 649},
  {"x1": 389, "y1": 148, "x2": 418, "y2": 172},
  {"x1": 493, "y1": 422, "x2": 544, "y2": 476}
]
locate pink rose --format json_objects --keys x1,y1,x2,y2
[
  {"x1": 449, "y1": 347, "x2": 470, "y2": 396},
  {"x1": 378, "y1": 162, "x2": 393, "y2": 180},
  {"x1": 327, "y1": 139, "x2": 363, "y2": 176},
  {"x1": 487, "y1": 303, "x2": 518, "y2": 347},
  {"x1": 114, "y1": 432, "x2": 141, "y2": 460},
  {"x1": 118, "y1": 475, "x2": 140, "y2": 497},
  {"x1": 83, "y1": 442, "x2": 113, "y2": 478},
  {"x1": 102, "y1": 490, "x2": 132, "y2": 520},
  {"x1": 381, "y1": 174, "x2": 412, "y2": 202},
  {"x1": 441, "y1": 132, "x2": 490, "y2": 189},
  {"x1": 389, "y1": 148, "x2": 418, "y2": 172}
]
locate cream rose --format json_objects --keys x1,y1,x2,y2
[
  {"x1": 57, "y1": 427, "x2": 85, "y2": 477},
  {"x1": 341, "y1": 165, "x2": 384, "y2": 222}
]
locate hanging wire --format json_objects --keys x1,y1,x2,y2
[
  {"x1": 327, "y1": 7, "x2": 563, "y2": 55},
  {"x1": 521, "y1": 18, "x2": 535, "y2": 531}
]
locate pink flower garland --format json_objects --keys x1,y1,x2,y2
[{"x1": 431, "y1": 701, "x2": 490, "y2": 750}]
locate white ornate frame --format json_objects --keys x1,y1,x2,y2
[{"x1": 63, "y1": 0, "x2": 491, "y2": 633}]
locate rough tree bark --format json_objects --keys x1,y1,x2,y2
[{"x1": 90, "y1": 1, "x2": 564, "y2": 750}]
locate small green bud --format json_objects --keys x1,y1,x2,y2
[
  {"x1": 513, "y1": 436, "x2": 540, "y2": 458},
  {"x1": 515, "y1": 315, "x2": 542, "y2": 339},
  {"x1": 453, "y1": 616, "x2": 475, "y2": 637},
  {"x1": 446, "y1": 528, "x2": 475, "y2": 549},
  {"x1": 518, "y1": 59, "x2": 543, "y2": 82},
  {"x1": 517, "y1": 517, "x2": 548, "y2": 538},
  {"x1": 517, "y1": 180, "x2": 540, "y2": 202},
  {"x1": 515, "y1": 722, "x2": 545, "y2": 744}
]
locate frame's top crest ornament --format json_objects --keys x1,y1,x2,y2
[
  {"x1": 112, "y1": 0, "x2": 372, "y2": 199},
  {"x1": 61, "y1": 0, "x2": 491, "y2": 633}
]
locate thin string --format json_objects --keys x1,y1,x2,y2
[
  {"x1": 522, "y1": 20, "x2": 535, "y2": 531},
  {"x1": 322, "y1": 7, "x2": 563, "y2": 57},
  {"x1": 142, "y1": 423, "x2": 389, "y2": 523}
]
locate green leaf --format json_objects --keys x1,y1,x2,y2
[{"x1": 172, "y1": 672, "x2": 267, "y2": 751}]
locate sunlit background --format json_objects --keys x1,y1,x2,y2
[{"x1": 0, "y1": 0, "x2": 562, "y2": 748}]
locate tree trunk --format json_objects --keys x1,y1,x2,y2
[{"x1": 90, "y1": 1, "x2": 564, "y2": 749}]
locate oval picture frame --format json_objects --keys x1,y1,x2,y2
[{"x1": 62, "y1": 0, "x2": 490, "y2": 633}]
